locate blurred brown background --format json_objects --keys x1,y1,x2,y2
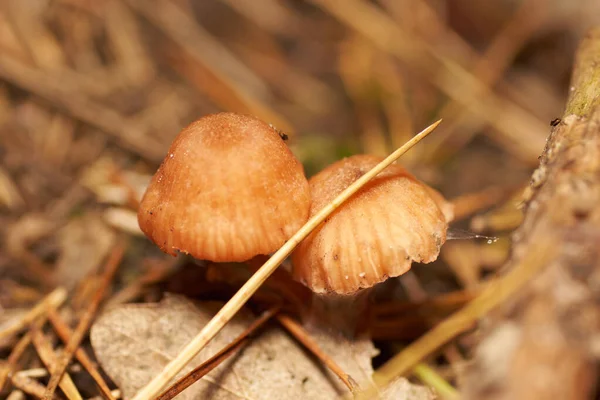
[
  {"x1": 2, "y1": 0, "x2": 599, "y2": 286},
  {"x1": 0, "y1": 0, "x2": 599, "y2": 396}
]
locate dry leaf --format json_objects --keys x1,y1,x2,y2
[
  {"x1": 91, "y1": 295, "x2": 434, "y2": 399},
  {"x1": 91, "y1": 294, "x2": 381, "y2": 399}
]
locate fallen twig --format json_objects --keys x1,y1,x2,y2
[
  {"x1": 0, "y1": 333, "x2": 32, "y2": 392},
  {"x1": 47, "y1": 309, "x2": 116, "y2": 400},
  {"x1": 30, "y1": 321, "x2": 83, "y2": 400},
  {"x1": 43, "y1": 243, "x2": 125, "y2": 400},
  {"x1": 276, "y1": 314, "x2": 358, "y2": 393},
  {"x1": 0, "y1": 288, "x2": 67, "y2": 342}
]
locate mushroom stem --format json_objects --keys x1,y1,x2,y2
[
  {"x1": 130, "y1": 119, "x2": 442, "y2": 400},
  {"x1": 305, "y1": 290, "x2": 372, "y2": 338}
]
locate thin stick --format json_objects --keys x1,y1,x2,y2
[
  {"x1": 130, "y1": 119, "x2": 442, "y2": 400},
  {"x1": 0, "y1": 287, "x2": 67, "y2": 342},
  {"x1": 47, "y1": 309, "x2": 116, "y2": 400},
  {"x1": 156, "y1": 306, "x2": 280, "y2": 400},
  {"x1": 30, "y1": 323, "x2": 83, "y2": 400},
  {"x1": 43, "y1": 243, "x2": 125, "y2": 400},
  {"x1": 276, "y1": 314, "x2": 357, "y2": 392},
  {"x1": 0, "y1": 333, "x2": 32, "y2": 392}
]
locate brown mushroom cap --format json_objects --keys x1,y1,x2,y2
[
  {"x1": 292, "y1": 154, "x2": 453, "y2": 295},
  {"x1": 138, "y1": 112, "x2": 310, "y2": 262}
]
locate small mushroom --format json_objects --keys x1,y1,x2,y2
[
  {"x1": 138, "y1": 112, "x2": 311, "y2": 262},
  {"x1": 292, "y1": 154, "x2": 453, "y2": 295}
]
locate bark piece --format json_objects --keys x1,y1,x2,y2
[{"x1": 462, "y1": 27, "x2": 600, "y2": 400}]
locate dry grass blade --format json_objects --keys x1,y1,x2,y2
[
  {"x1": 412, "y1": 363, "x2": 459, "y2": 400},
  {"x1": 130, "y1": 119, "x2": 442, "y2": 400},
  {"x1": 310, "y1": 0, "x2": 547, "y2": 163},
  {"x1": 363, "y1": 236, "x2": 557, "y2": 395},
  {"x1": 43, "y1": 243, "x2": 125, "y2": 400},
  {"x1": 276, "y1": 314, "x2": 358, "y2": 393},
  {"x1": 0, "y1": 287, "x2": 67, "y2": 342},
  {"x1": 156, "y1": 306, "x2": 280, "y2": 400},
  {"x1": 47, "y1": 309, "x2": 115, "y2": 400},
  {"x1": 126, "y1": 0, "x2": 267, "y2": 95},
  {"x1": 420, "y1": 0, "x2": 548, "y2": 162},
  {"x1": 125, "y1": 0, "x2": 293, "y2": 134},
  {"x1": 30, "y1": 322, "x2": 83, "y2": 400}
]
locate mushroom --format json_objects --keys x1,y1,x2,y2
[
  {"x1": 138, "y1": 112, "x2": 311, "y2": 263},
  {"x1": 291, "y1": 154, "x2": 453, "y2": 332}
]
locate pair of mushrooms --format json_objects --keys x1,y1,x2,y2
[{"x1": 138, "y1": 112, "x2": 453, "y2": 297}]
